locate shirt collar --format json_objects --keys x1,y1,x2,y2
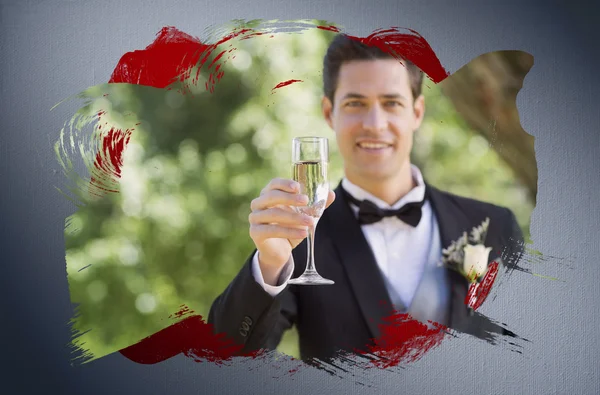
[{"x1": 341, "y1": 164, "x2": 426, "y2": 210}]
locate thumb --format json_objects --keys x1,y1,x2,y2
[{"x1": 325, "y1": 190, "x2": 336, "y2": 208}]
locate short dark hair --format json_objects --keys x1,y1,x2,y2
[{"x1": 322, "y1": 34, "x2": 424, "y2": 105}]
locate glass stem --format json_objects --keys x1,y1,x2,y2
[{"x1": 305, "y1": 221, "x2": 317, "y2": 273}]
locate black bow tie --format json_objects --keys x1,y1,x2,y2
[{"x1": 340, "y1": 187, "x2": 427, "y2": 227}]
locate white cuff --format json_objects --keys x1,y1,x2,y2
[{"x1": 251, "y1": 251, "x2": 295, "y2": 297}]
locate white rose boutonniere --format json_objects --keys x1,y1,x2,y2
[
  {"x1": 442, "y1": 217, "x2": 493, "y2": 283},
  {"x1": 462, "y1": 244, "x2": 492, "y2": 283}
]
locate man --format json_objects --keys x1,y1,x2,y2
[{"x1": 208, "y1": 34, "x2": 525, "y2": 362}]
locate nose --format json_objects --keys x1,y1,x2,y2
[{"x1": 362, "y1": 103, "x2": 387, "y2": 132}]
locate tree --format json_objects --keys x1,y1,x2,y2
[{"x1": 439, "y1": 51, "x2": 537, "y2": 203}]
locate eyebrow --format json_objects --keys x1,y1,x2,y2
[{"x1": 341, "y1": 93, "x2": 408, "y2": 101}]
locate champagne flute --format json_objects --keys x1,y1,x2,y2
[{"x1": 288, "y1": 137, "x2": 334, "y2": 285}]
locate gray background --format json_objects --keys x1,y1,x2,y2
[{"x1": 1, "y1": 0, "x2": 599, "y2": 394}]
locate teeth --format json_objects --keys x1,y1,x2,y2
[{"x1": 359, "y1": 142, "x2": 390, "y2": 149}]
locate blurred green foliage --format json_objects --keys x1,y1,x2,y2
[{"x1": 59, "y1": 24, "x2": 534, "y2": 363}]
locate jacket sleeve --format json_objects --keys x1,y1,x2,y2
[{"x1": 207, "y1": 250, "x2": 297, "y2": 354}]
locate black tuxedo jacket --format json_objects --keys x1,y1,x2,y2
[{"x1": 208, "y1": 182, "x2": 525, "y2": 361}]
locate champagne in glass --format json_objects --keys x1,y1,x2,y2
[
  {"x1": 293, "y1": 161, "x2": 329, "y2": 219},
  {"x1": 288, "y1": 137, "x2": 334, "y2": 285}
]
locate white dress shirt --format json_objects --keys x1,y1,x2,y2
[{"x1": 252, "y1": 165, "x2": 437, "y2": 309}]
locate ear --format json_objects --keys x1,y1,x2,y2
[
  {"x1": 321, "y1": 96, "x2": 334, "y2": 130},
  {"x1": 412, "y1": 94, "x2": 426, "y2": 130}
]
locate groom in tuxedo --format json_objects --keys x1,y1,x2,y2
[{"x1": 208, "y1": 34, "x2": 525, "y2": 361}]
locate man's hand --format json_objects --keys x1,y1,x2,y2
[{"x1": 249, "y1": 178, "x2": 335, "y2": 285}]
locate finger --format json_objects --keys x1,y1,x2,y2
[
  {"x1": 249, "y1": 207, "x2": 313, "y2": 227},
  {"x1": 250, "y1": 224, "x2": 308, "y2": 241},
  {"x1": 260, "y1": 178, "x2": 300, "y2": 196},
  {"x1": 275, "y1": 204, "x2": 297, "y2": 213},
  {"x1": 251, "y1": 190, "x2": 309, "y2": 211}
]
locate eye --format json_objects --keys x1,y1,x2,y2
[
  {"x1": 384, "y1": 101, "x2": 403, "y2": 107},
  {"x1": 344, "y1": 100, "x2": 364, "y2": 107}
]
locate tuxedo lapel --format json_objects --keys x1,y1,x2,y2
[
  {"x1": 425, "y1": 183, "x2": 472, "y2": 331},
  {"x1": 321, "y1": 183, "x2": 394, "y2": 341}
]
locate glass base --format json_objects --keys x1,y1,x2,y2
[{"x1": 288, "y1": 270, "x2": 334, "y2": 285}]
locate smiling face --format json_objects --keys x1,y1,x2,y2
[{"x1": 322, "y1": 58, "x2": 425, "y2": 187}]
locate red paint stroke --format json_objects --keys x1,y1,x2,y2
[
  {"x1": 109, "y1": 26, "x2": 209, "y2": 88},
  {"x1": 168, "y1": 304, "x2": 195, "y2": 319},
  {"x1": 272, "y1": 79, "x2": 303, "y2": 91},
  {"x1": 120, "y1": 311, "x2": 263, "y2": 365},
  {"x1": 240, "y1": 31, "x2": 265, "y2": 40},
  {"x1": 466, "y1": 261, "x2": 500, "y2": 310},
  {"x1": 82, "y1": 23, "x2": 456, "y2": 367},
  {"x1": 346, "y1": 27, "x2": 449, "y2": 83},
  {"x1": 358, "y1": 313, "x2": 448, "y2": 369},
  {"x1": 317, "y1": 25, "x2": 341, "y2": 32},
  {"x1": 89, "y1": 127, "x2": 132, "y2": 194}
]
